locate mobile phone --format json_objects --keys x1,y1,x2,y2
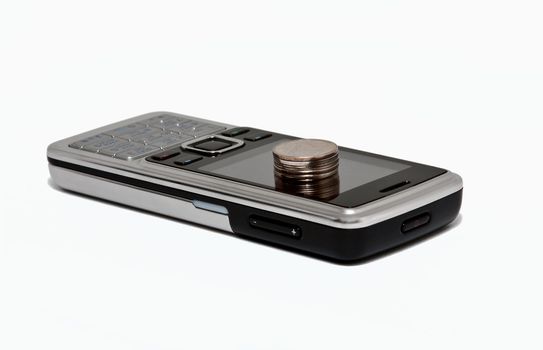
[{"x1": 47, "y1": 111, "x2": 462, "y2": 262}]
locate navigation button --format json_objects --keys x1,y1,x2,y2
[
  {"x1": 194, "y1": 139, "x2": 233, "y2": 152},
  {"x1": 182, "y1": 135, "x2": 244, "y2": 155}
]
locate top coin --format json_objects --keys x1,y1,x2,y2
[{"x1": 273, "y1": 139, "x2": 339, "y2": 162}]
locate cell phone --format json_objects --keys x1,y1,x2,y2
[{"x1": 47, "y1": 111, "x2": 462, "y2": 262}]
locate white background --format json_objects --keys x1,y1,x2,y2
[{"x1": 1, "y1": 1, "x2": 542, "y2": 349}]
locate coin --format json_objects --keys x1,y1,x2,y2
[
  {"x1": 273, "y1": 139, "x2": 338, "y2": 162},
  {"x1": 274, "y1": 174, "x2": 340, "y2": 200},
  {"x1": 272, "y1": 139, "x2": 340, "y2": 199}
]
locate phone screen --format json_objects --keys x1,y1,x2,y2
[{"x1": 201, "y1": 140, "x2": 410, "y2": 195}]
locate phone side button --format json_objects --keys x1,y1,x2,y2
[
  {"x1": 401, "y1": 213, "x2": 431, "y2": 234},
  {"x1": 192, "y1": 200, "x2": 229, "y2": 215},
  {"x1": 248, "y1": 215, "x2": 302, "y2": 239}
]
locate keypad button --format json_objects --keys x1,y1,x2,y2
[
  {"x1": 163, "y1": 120, "x2": 198, "y2": 134},
  {"x1": 82, "y1": 134, "x2": 118, "y2": 152},
  {"x1": 177, "y1": 120, "x2": 200, "y2": 129},
  {"x1": 69, "y1": 136, "x2": 96, "y2": 149},
  {"x1": 105, "y1": 123, "x2": 146, "y2": 137},
  {"x1": 69, "y1": 135, "x2": 104, "y2": 149},
  {"x1": 119, "y1": 127, "x2": 162, "y2": 142},
  {"x1": 147, "y1": 134, "x2": 192, "y2": 149},
  {"x1": 182, "y1": 124, "x2": 226, "y2": 138},
  {"x1": 132, "y1": 131, "x2": 165, "y2": 144},
  {"x1": 114, "y1": 144, "x2": 159, "y2": 160},
  {"x1": 174, "y1": 155, "x2": 203, "y2": 166},
  {"x1": 244, "y1": 132, "x2": 272, "y2": 142},
  {"x1": 98, "y1": 140, "x2": 134, "y2": 156},
  {"x1": 222, "y1": 127, "x2": 250, "y2": 137},
  {"x1": 148, "y1": 117, "x2": 186, "y2": 131},
  {"x1": 150, "y1": 151, "x2": 181, "y2": 161},
  {"x1": 145, "y1": 115, "x2": 181, "y2": 126}
]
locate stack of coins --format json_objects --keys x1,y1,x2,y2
[{"x1": 272, "y1": 139, "x2": 340, "y2": 199}]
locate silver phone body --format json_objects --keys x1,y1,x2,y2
[{"x1": 47, "y1": 111, "x2": 463, "y2": 261}]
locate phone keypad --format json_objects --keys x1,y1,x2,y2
[{"x1": 68, "y1": 115, "x2": 225, "y2": 160}]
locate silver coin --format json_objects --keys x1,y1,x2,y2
[
  {"x1": 273, "y1": 139, "x2": 338, "y2": 162},
  {"x1": 273, "y1": 139, "x2": 339, "y2": 177},
  {"x1": 272, "y1": 139, "x2": 340, "y2": 199},
  {"x1": 275, "y1": 174, "x2": 340, "y2": 200}
]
